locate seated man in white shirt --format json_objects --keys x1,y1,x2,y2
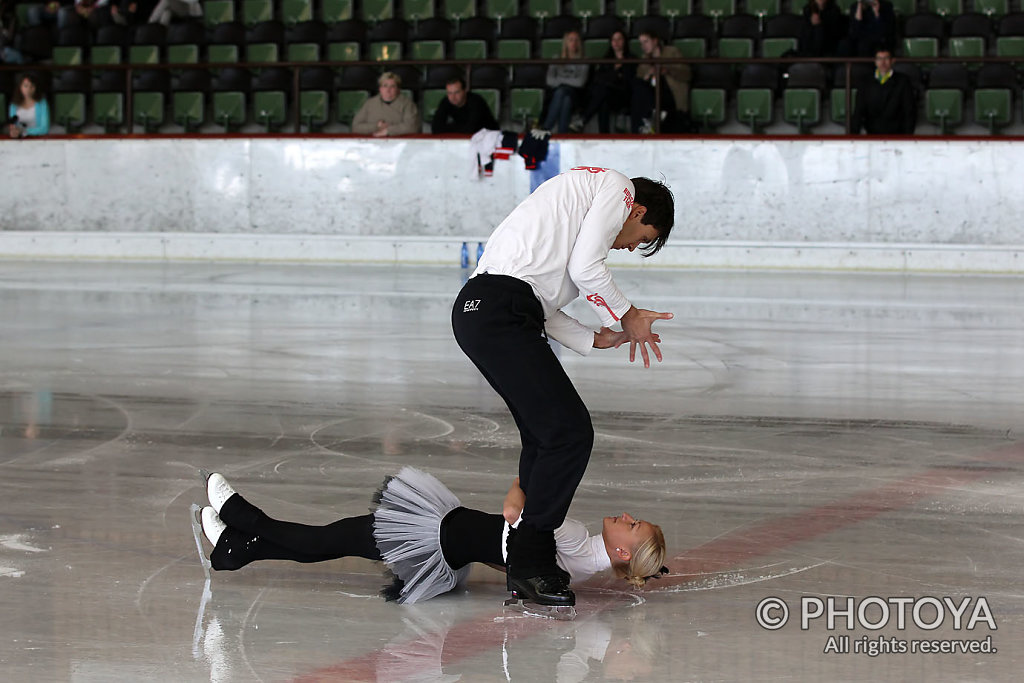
[{"x1": 452, "y1": 167, "x2": 676, "y2": 608}]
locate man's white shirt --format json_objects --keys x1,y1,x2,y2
[{"x1": 473, "y1": 167, "x2": 636, "y2": 355}]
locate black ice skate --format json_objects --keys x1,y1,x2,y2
[
  {"x1": 504, "y1": 523, "x2": 577, "y2": 619},
  {"x1": 504, "y1": 573, "x2": 578, "y2": 620}
]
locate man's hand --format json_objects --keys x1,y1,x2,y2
[
  {"x1": 593, "y1": 326, "x2": 628, "y2": 349},
  {"x1": 620, "y1": 306, "x2": 673, "y2": 368},
  {"x1": 373, "y1": 120, "x2": 389, "y2": 137},
  {"x1": 502, "y1": 477, "x2": 526, "y2": 524}
]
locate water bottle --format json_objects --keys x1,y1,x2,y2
[
  {"x1": 460, "y1": 242, "x2": 469, "y2": 269},
  {"x1": 476, "y1": 242, "x2": 484, "y2": 263}
]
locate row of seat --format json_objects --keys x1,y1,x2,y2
[
  {"x1": 13, "y1": 57, "x2": 1017, "y2": 135},
  {"x1": 691, "y1": 60, "x2": 1020, "y2": 132}
]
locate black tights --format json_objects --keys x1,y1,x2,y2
[
  {"x1": 210, "y1": 495, "x2": 380, "y2": 571},
  {"x1": 209, "y1": 495, "x2": 505, "y2": 573}
]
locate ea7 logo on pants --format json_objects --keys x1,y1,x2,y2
[{"x1": 463, "y1": 299, "x2": 481, "y2": 312}]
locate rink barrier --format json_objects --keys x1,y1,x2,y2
[{"x1": 1, "y1": 137, "x2": 1022, "y2": 273}]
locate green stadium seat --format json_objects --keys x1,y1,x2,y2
[
  {"x1": 662, "y1": 0, "x2": 693, "y2": 22},
  {"x1": 90, "y1": 45, "x2": 122, "y2": 65},
  {"x1": 173, "y1": 92, "x2": 206, "y2": 131},
  {"x1": 510, "y1": 87, "x2": 544, "y2": 125},
  {"x1": 830, "y1": 88, "x2": 857, "y2": 126},
  {"x1": 129, "y1": 45, "x2": 160, "y2": 65},
  {"x1": 321, "y1": 0, "x2": 354, "y2": 23},
  {"x1": 405, "y1": 0, "x2": 436, "y2": 22},
  {"x1": 701, "y1": 0, "x2": 735, "y2": 19},
  {"x1": 253, "y1": 91, "x2": 287, "y2": 131},
  {"x1": 288, "y1": 43, "x2": 322, "y2": 61},
  {"x1": 362, "y1": 0, "x2": 395, "y2": 22},
  {"x1": 53, "y1": 46, "x2": 84, "y2": 66},
  {"x1": 718, "y1": 38, "x2": 753, "y2": 59},
  {"x1": 948, "y1": 37, "x2": 986, "y2": 61},
  {"x1": 974, "y1": 0, "x2": 1008, "y2": 17},
  {"x1": 208, "y1": 44, "x2": 240, "y2": 64},
  {"x1": 92, "y1": 92, "x2": 124, "y2": 132},
  {"x1": 761, "y1": 37, "x2": 797, "y2": 58},
  {"x1": 282, "y1": 0, "x2": 314, "y2": 25},
  {"x1": 527, "y1": 0, "x2": 559, "y2": 23},
  {"x1": 689, "y1": 88, "x2": 726, "y2": 131},
  {"x1": 925, "y1": 89, "x2": 963, "y2": 133},
  {"x1": 540, "y1": 37, "x2": 562, "y2": 59},
  {"x1": 902, "y1": 37, "x2": 939, "y2": 59},
  {"x1": 746, "y1": 0, "x2": 780, "y2": 21},
  {"x1": 783, "y1": 89, "x2": 820, "y2": 132},
  {"x1": 996, "y1": 36, "x2": 1024, "y2": 69},
  {"x1": 476, "y1": 88, "x2": 500, "y2": 122},
  {"x1": 213, "y1": 93, "x2": 247, "y2": 129},
  {"x1": 422, "y1": 88, "x2": 447, "y2": 121},
  {"x1": 328, "y1": 42, "x2": 361, "y2": 63},
  {"x1": 369, "y1": 41, "x2": 403, "y2": 60},
  {"x1": 614, "y1": 0, "x2": 647, "y2": 29},
  {"x1": 204, "y1": 0, "x2": 236, "y2": 27},
  {"x1": 246, "y1": 43, "x2": 280, "y2": 69},
  {"x1": 133, "y1": 91, "x2": 166, "y2": 132},
  {"x1": 168, "y1": 44, "x2": 200, "y2": 65},
  {"x1": 411, "y1": 40, "x2": 446, "y2": 60},
  {"x1": 337, "y1": 90, "x2": 370, "y2": 126},
  {"x1": 974, "y1": 88, "x2": 1012, "y2": 132},
  {"x1": 736, "y1": 89, "x2": 773, "y2": 132},
  {"x1": 673, "y1": 37, "x2": 706, "y2": 58},
  {"x1": 445, "y1": 0, "x2": 477, "y2": 22},
  {"x1": 927, "y1": 0, "x2": 962, "y2": 18},
  {"x1": 300, "y1": 91, "x2": 329, "y2": 128},
  {"x1": 54, "y1": 92, "x2": 87, "y2": 132},
  {"x1": 889, "y1": 0, "x2": 917, "y2": 15},
  {"x1": 243, "y1": 0, "x2": 275, "y2": 26},
  {"x1": 454, "y1": 39, "x2": 488, "y2": 59}
]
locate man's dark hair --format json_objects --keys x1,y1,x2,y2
[
  {"x1": 445, "y1": 76, "x2": 468, "y2": 89},
  {"x1": 630, "y1": 177, "x2": 674, "y2": 257},
  {"x1": 638, "y1": 30, "x2": 665, "y2": 44}
]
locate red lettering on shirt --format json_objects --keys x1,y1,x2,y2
[
  {"x1": 623, "y1": 187, "x2": 634, "y2": 210},
  {"x1": 586, "y1": 293, "x2": 620, "y2": 321},
  {"x1": 571, "y1": 166, "x2": 608, "y2": 174}
]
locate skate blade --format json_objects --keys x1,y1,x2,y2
[
  {"x1": 189, "y1": 503, "x2": 212, "y2": 581},
  {"x1": 198, "y1": 468, "x2": 212, "y2": 484},
  {"x1": 503, "y1": 598, "x2": 576, "y2": 621}
]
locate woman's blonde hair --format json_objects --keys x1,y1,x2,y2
[
  {"x1": 619, "y1": 523, "x2": 668, "y2": 589},
  {"x1": 378, "y1": 71, "x2": 402, "y2": 87},
  {"x1": 560, "y1": 30, "x2": 582, "y2": 59}
]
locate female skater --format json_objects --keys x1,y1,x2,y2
[{"x1": 194, "y1": 467, "x2": 668, "y2": 606}]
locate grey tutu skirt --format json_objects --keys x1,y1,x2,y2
[{"x1": 372, "y1": 467, "x2": 470, "y2": 604}]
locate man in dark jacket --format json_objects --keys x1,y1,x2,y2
[
  {"x1": 431, "y1": 76, "x2": 500, "y2": 134},
  {"x1": 851, "y1": 47, "x2": 916, "y2": 135}
]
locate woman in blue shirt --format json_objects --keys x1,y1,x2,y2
[{"x1": 8, "y1": 72, "x2": 50, "y2": 138}]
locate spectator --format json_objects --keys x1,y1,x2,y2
[
  {"x1": 1, "y1": 0, "x2": 22, "y2": 64},
  {"x1": 111, "y1": 0, "x2": 158, "y2": 26},
  {"x1": 580, "y1": 30, "x2": 636, "y2": 134},
  {"x1": 25, "y1": 1, "x2": 75, "y2": 30},
  {"x1": 800, "y1": 0, "x2": 847, "y2": 57},
  {"x1": 851, "y1": 46, "x2": 916, "y2": 135},
  {"x1": 8, "y1": 72, "x2": 50, "y2": 138},
  {"x1": 541, "y1": 29, "x2": 588, "y2": 133},
  {"x1": 631, "y1": 30, "x2": 691, "y2": 133},
  {"x1": 431, "y1": 76, "x2": 499, "y2": 134},
  {"x1": 352, "y1": 71, "x2": 421, "y2": 137},
  {"x1": 843, "y1": 0, "x2": 896, "y2": 57},
  {"x1": 148, "y1": 0, "x2": 201, "y2": 25}
]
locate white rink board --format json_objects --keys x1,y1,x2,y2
[{"x1": 1, "y1": 138, "x2": 1021, "y2": 272}]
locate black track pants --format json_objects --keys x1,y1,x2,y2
[{"x1": 451, "y1": 274, "x2": 594, "y2": 531}]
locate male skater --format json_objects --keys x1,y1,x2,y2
[{"x1": 451, "y1": 166, "x2": 675, "y2": 608}]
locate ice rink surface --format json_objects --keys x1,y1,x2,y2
[{"x1": 1, "y1": 261, "x2": 1022, "y2": 682}]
